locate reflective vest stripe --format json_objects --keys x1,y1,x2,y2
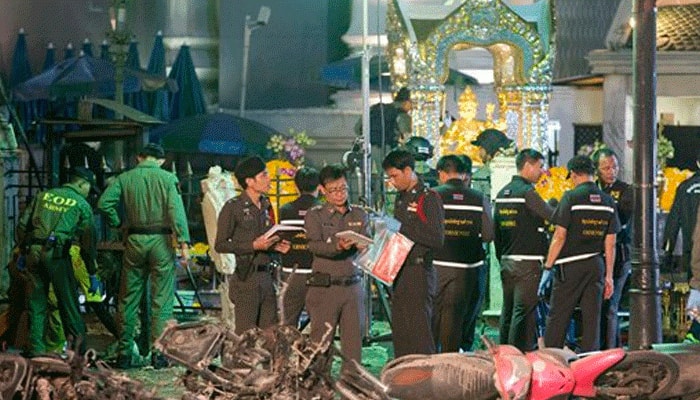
[
  {"x1": 571, "y1": 205, "x2": 615, "y2": 213},
  {"x1": 555, "y1": 252, "x2": 600, "y2": 265},
  {"x1": 501, "y1": 255, "x2": 544, "y2": 261},
  {"x1": 434, "y1": 260, "x2": 484, "y2": 268},
  {"x1": 495, "y1": 198, "x2": 526, "y2": 203},
  {"x1": 443, "y1": 204, "x2": 483, "y2": 212}
]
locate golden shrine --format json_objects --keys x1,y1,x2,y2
[
  {"x1": 385, "y1": 0, "x2": 555, "y2": 160},
  {"x1": 440, "y1": 86, "x2": 507, "y2": 166}
]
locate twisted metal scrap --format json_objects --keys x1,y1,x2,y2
[
  {"x1": 155, "y1": 321, "x2": 389, "y2": 400},
  {"x1": 0, "y1": 350, "x2": 161, "y2": 400}
]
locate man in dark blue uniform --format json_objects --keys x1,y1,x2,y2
[
  {"x1": 432, "y1": 155, "x2": 493, "y2": 352},
  {"x1": 278, "y1": 166, "x2": 320, "y2": 327},
  {"x1": 664, "y1": 149, "x2": 700, "y2": 342},
  {"x1": 541, "y1": 155, "x2": 620, "y2": 351},
  {"x1": 593, "y1": 148, "x2": 633, "y2": 349},
  {"x1": 383, "y1": 149, "x2": 445, "y2": 356},
  {"x1": 495, "y1": 149, "x2": 554, "y2": 351}
]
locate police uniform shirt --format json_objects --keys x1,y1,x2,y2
[
  {"x1": 599, "y1": 180, "x2": 633, "y2": 245},
  {"x1": 304, "y1": 202, "x2": 369, "y2": 277},
  {"x1": 494, "y1": 175, "x2": 554, "y2": 261},
  {"x1": 552, "y1": 181, "x2": 621, "y2": 264},
  {"x1": 394, "y1": 180, "x2": 445, "y2": 258},
  {"x1": 279, "y1": 194, "x2": 320, "y2": 274},
  {"x1": 215, "y1": 191, "x2": 276, "y2": 273},
  {"x1": 433, "y1": 178, "x2": 493, "y2": 267}
]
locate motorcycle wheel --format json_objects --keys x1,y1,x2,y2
[{"x1": 594, "y1": 350, "x2": 679, "y2": 400}]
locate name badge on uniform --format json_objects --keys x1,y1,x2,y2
[
  {"x1": 589, "y1": 194, "x2": 602, "y2": 203},
  {"x1": 452, "y1": 193, "x2": 464, "y2": 201},
  {"x1": 347, "y1": 221, "x2": 362, "y2": 227}
]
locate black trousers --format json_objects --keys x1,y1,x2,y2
[
  {"x1": 392, "y1": 259, "x2": 437, "y2": 357},
  {"x1": 433, "y1": 264, "x2": 484, "y2": 352},
  {"x1": 228, "y1": 271, "x2": 278, "y2": 335},
  {"x1": 280, "y1": 271, "x2": 310, "y2": 327},
  {"x1": 499, "y1": 259, "x2": 541, "y2": 351},
  {"x1": 461, "y1": 264, "x2": 487, "y2": 351},
  {"x1": 544, "y1": 256, "x2": 604, "y2": 351}
]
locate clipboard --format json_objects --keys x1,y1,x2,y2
[
  {"x1": 263, "y1": 224, "x2": 305, "y2": 240},
  {"x1": 335, "y1": 230, "x2": 373, "y2": 246}
]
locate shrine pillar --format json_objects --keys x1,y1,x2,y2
[{"x1": 500, "y1": 84, "x2": 551, "y2": 152}]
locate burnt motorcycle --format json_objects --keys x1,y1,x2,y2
[
  {"x1": 380, "y1": 337, "x2": 681, "y2": 400},
  {"x1": 154, "y1": 320, "x2": 390, "y2": 400},
  {"x1": 0, "y1": 349, "x2": 161, "y2": 400}
]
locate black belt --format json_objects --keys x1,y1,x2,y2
[
  {"x1": 127, "y1": 227, "x2": 172, "y2": 235},
  {"x1": 330, "y1": 274, "x2": 362, "y2": 286}
]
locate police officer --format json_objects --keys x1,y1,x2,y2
[
  {"x1": 215, "y1": 156, "x2": 290, "y2": 335},
  {"x1": 541, "y1": 155, "x2": 620, "y2": 351},
  {"x1": 278, "y1": 166, "x2": 321, "y2": 327},
  {"x1": 383, "y1": 149, "x2": 445, "y2": 356},
  {"x1": 432, "y1": 155, "x2": 493, "y2": 352},
  {"x1": 665, "y1": 149, "x2": 700, "y2": 341},
  {"x1": 304, "y1": 164, "x2": 369, "y2": 368},
  {"x1": 495, "y1": 149, "x2": 554, "y2": 351},
  {"x1": 16, "y1": 166, "x2": 100, "y2": 356},
  {"x1": 98, "y1": 143, "x2": 191, "y2": 369},
  {"x1": 592, "y1": 148, "x2": 633, "y2": 349}
]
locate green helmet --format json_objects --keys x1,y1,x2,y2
[{"x1": 404, "y1": 136, "x2": 434, "y2": 161}]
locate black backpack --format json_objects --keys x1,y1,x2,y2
[{"x1": 368, "y1": 103, "x2": 401, "y2": 148}]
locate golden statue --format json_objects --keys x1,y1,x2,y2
[{"x1": 440, "y1": 86, "x2": 507, "y2": 165}]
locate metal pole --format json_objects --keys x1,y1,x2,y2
[
  {"x1": 629, "y1": 0, "x2": 662, "y2": 350},
  {"x1": 361, "y1": 0, "x2": 372, "y2": 207},
  {"x1": 240, "y1": 15, "x2": 252, "y2": 118}
]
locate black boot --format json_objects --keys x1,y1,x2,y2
[
  {"x1": 112, "y1": 354, "x2": 133, "y2": 369},
  {"x1": 151, "y1": 351, "x2": 171, "y2": 370}
]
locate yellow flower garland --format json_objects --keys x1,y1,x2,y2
[
  {"x1": 266, "y1": 159, "x2": 299, "y2": 221},
  {"x1": 659, "y1": 167, "x2": 694, "y2": 212},
  {"x1": 535, "y1": 166, "x2": 574, "y2": 202}
]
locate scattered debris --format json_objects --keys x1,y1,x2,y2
[
  {"x1": 155, "y1": 320, "x2": 390, "y2": 400},
  {"x1": 0, "y1": 349, "x2": 162, "y2": 400}
]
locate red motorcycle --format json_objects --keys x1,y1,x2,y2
[{"x1": 380, "y1": 337, "x2": 680, "y2": 400}]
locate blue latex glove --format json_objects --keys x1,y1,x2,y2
[
  {"x1": 687, "y1": 289, "x2": 700, "y2": 320},
  {"x1": 538, "y1": 269, "x2": 553, "y2": 298},
  {"x1": 16, "y1": 254, "x2": 26, "y2": 271},
  {"x1": 88, "y1": 274, "x2": 101, "y2": 295}
]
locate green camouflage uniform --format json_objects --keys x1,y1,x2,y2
[
  {"x1": 16, "y1": 182, "x2": 97, "y2": 355},
  {"x1": 97, "y1": 159, "x2": 190, "y2": 359}
]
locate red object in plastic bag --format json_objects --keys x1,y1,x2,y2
[{"x1": 354, "y1": 227, "x2": 414, "y2": 285}]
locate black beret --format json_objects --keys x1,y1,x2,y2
[
  {"x1": 471, "y1": 129, "x2": 513, "y2": 157},
  {"x1": 140, "y1": 143, "x2": 166, "y2": 159},
  {"x1": 234, "y1": 156, "x2": 267, "y2": 183},
  {"x1": 70, "y1": 166, "x2": 96, "y2": 185},
  {"x1": 394, "y1": 87, "x2": 410, "y2": 102}
]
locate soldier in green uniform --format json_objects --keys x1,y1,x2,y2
[
  {"x1": 16, "y1": 166, "x2": 100, "y2": 356},
  {"x1": 97, "y1": 143, "x2": 191, "y2": 369}
]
